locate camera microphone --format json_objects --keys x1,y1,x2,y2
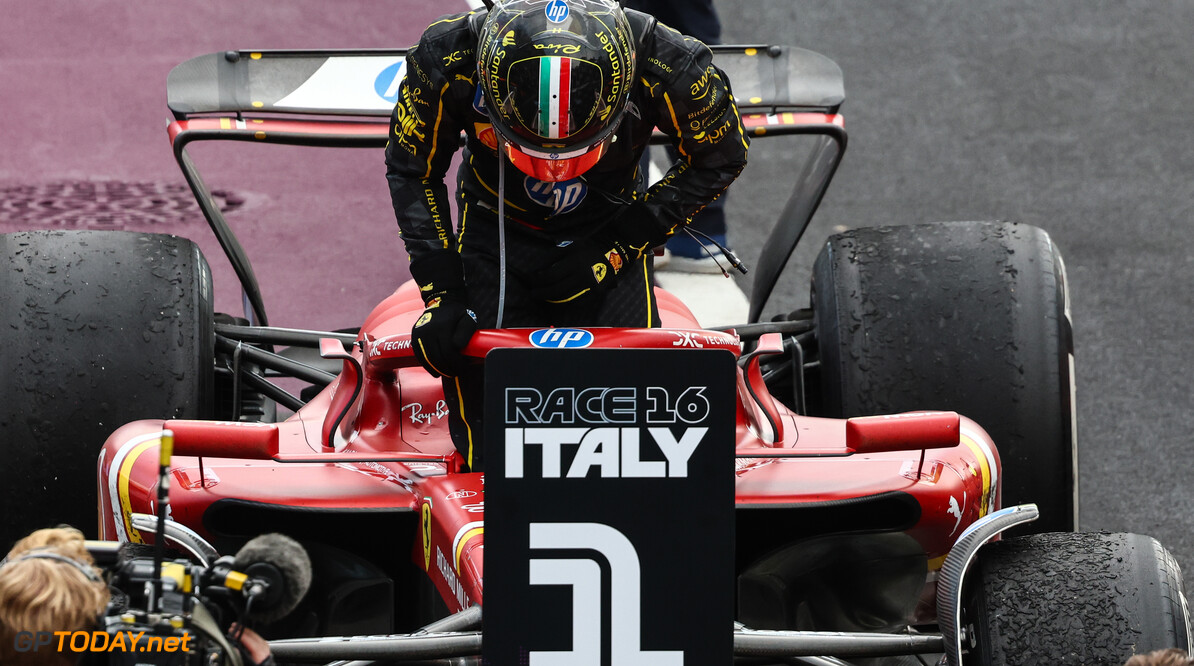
[{"x1": 231, "y1": 533, "x2": 313, "y2": 624}]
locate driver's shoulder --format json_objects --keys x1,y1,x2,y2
[
  {"x1": 636, "y1": 20, "x2": 712, "y2": 91},
  {"x1": 413, "y1": 11, "x2": 481, "y2": 79}
]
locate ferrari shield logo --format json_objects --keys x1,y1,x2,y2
[{"x1": 591, "y1": 262, "x2": 607, "y2": 282}]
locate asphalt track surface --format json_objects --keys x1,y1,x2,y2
[{"x1": 2, "y1": 1, "x2": 1193, "y2": 577}]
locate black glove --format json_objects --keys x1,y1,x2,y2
[
  {"x1": 532, "y1": 203, "x2": 666, "y2": 303},
  {"x1": 407, "y1": 252, "x2": 476, "y2": 378},
  {"x1": 411, "y1": 292, "x2": 477, "y2": 378},
  {"x1": 532, "y1": 237, "x2": 634, "y2": 303}
]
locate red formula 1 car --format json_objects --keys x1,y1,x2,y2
[{"x1": 2, "y1": 43, "x2": 1189, "y2": 665}]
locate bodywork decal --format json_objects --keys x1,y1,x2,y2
[
  {"x1": 106, "y1": 431, "x2": 165, "y2": 543},
  {"x1": 422, "y1": 499, "x2": 434, "y2": 570},
  {"x1": 959, "y1": 428, "x2": 997, "y2": 516},
  {"x1": 274, "y1": 56, "x2": 406, "y2": 111},
  {"x1": 453, "y1": 521, "x2": 485, "y2": 572}
]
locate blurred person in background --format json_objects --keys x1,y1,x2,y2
[{"x1": 1125, "y1": 649, "x2": 1194, "y2": 666}]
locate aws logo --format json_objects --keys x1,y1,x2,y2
[{"x1": 374, "y1": 60, "x2": 408, "y2": 104}]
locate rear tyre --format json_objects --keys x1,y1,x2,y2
[
  {"x1": 965, "y1": 532, "x2": 1190, "y2": 665},
  {"x1": 812, "y1": 222, "x2": 1076, "y2": 533},
  {"x1": 0, "y1": 230, "x2": 213, "y2": 548}
]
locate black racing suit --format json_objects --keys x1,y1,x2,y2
[{"x1": 385, "y1": 9, "x2": 749, "y2": 471}]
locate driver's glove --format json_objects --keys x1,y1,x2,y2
[
  {"x1": 532, "y1": 202, "x2": 666, "y2": 303},
  {"x1": 411, "y1": 292, "x2": 477, "y2": 378},
  {"x1": 409, "y1": 253, "x2": 477, "y2": 378}
]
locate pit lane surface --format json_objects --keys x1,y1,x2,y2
[
  {"x1": 2, "y1": 1, "x2": 1192, "y2": 576},
  {"x1": 723, "y1": 2, "x2": 1194, "y2": 572}
]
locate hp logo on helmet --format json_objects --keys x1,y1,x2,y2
[
  {"x1": 545, "y1": 0, "x2": 570, "y2": 23},
  {"x1": 529, "y1": 328, "x2": 593, "y2": 349}
]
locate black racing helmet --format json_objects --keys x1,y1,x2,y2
[{"x1": 477, "y1": 0, "x2": 637, "y2": 181}]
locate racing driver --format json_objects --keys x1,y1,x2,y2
[{"x1": 386, "y1": 0, "x2": 749, "y2": 471}]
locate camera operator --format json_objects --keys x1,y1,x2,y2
[
  {"x1": 0, "y1": 527, "x2": 109, "y2": 665},
  {"x1": 230, "y1": 622, "x2": 273, "y2": 666},
  {"x1": 0, "y1": 527, "x2": 274, "y2": 666}
]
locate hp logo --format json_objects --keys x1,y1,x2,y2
[
  {"x1": 525, "y1": 177, "x2": 588, "y2": 215},
  {"x1": 545, "y1": 0, "x2": 570, "y2": 23},
  {"x1": 529, "y1": 328, "x2": 593, "y2": 349}
]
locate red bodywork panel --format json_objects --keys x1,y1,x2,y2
[{"x1": 97, "y1": 282, "x2": 1000, "y2": 618}]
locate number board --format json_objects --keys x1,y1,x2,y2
[{"x1": 483, "y1": 347, "x2": 736, "y2": 666}]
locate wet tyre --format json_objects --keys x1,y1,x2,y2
[
  {"x1": 0, "y1": 230, "x2": 213, "y2": 548},
  {"x1": 812, "y1": 222, "x2": 1076, "y2": 533},
  {"x1": 965, "y1": 532, "x2": 1190, "y2": 665}
]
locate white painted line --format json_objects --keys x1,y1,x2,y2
[{"x1": 656, "y1": 272, "x2": 750, "y2": 328}]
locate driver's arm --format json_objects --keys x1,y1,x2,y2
[
  {"x1": 385, "y1": 25, "x2": 469, "y2": 292},
  {"x1": 385, "y1": 16, "x2": 482, "y2": 379},
  {"x1": 642, "y1": 29, "x2": 749, "y2": 238}
]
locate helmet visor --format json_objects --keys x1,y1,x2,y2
[{"x1": 502, "y1": 134, "x2": 611, "y2": 182}]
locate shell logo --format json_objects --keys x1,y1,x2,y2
[{"x1": 475, "y1": 123, "x2": 498, "y2": 151}]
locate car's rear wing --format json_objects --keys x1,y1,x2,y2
[
  {"x1": 167, "y1": 46, "x2": 843, "y2": 118},
  {"x1": 166, "y1": 47, "x2": 846, "y2": 325}
]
